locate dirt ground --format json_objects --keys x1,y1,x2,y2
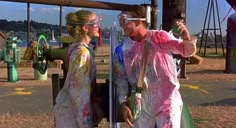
[
  {"x1": 180, "y1": 48, "x2": 236, "y2": 128},
  {"x1": 0, "y1": 46, "x2": 236, "y2": 128},
  {"x1": 184, "y1": 54, "x2": 235, "y2": 81}
]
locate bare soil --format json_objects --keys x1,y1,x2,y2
[{"x1": 0, "y1": 46, "x2": 235, "y2": 128}]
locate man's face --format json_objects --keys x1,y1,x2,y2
[{"x1": 118, "y1": 12, "x2": 137, "y2": 37}]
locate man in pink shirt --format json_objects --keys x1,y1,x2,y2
[{"x1": 113, "y1": 5, "x2": 196, "y2": 128}]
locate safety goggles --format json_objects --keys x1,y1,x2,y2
[
  {"x1": 118, "y1": 13, "x2": 146, "y2": 26},
  {"x1": 86, "y1": 16, "x2": 102, "y2": 27},
  {"x1": 67, "y1": 16, "x2": 102, "y2": 27}
]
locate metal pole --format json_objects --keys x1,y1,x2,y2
[
  {"x1": 212, "y1": 0, "x2": 217, "y2": 54},
  {"x1": 199, "y1": 0, "x2": 211, "y2": 54},
  {"x1": 204, "y1": 0, "x2": 213, "y2": 56},
  {"x1": 215, "y1": 0, "x2": 225, "y2": 56},
  {"x1": 151, "y1": 0, "x2": 158, "y2": 29},
  {"x1": 59, "y1": 6, "x2": 62, "y2": 36},
  {"x1": 27, "y1": 2, "x2": 30, "y2": 43},
  {"x1": 52, "y1": 74, "x2": 60, "y2": 106}
]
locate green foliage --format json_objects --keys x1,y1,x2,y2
[{"x1": 0, "y1": 19, "x2": 66, "y2": 33}]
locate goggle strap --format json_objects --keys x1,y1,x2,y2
[
  {"x1": 67, "y1": 22, "x2": 96, "y2": 25},
  {"x1": 126, "y1": 18, "x2": 146, "y2": 21}
]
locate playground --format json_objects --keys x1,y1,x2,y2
[
  {"x1": 0, "y1": 45, "x2": 235, "y2": 128},
  {"x1": 0, "y1": 1, "x2": 235, "y2": 127}
]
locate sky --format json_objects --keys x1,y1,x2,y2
[{"x1": 0, "y1": 0, "x2": 235, "y2": 35}]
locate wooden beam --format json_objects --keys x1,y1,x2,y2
[{"x1": 0, "y1": 0, "x2": 136, "y2": 11}]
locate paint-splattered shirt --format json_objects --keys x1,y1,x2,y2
[
  {"x1": 113, "y1": 30, "x2": 196, "y2": 112},
  {"x1": 54, "y1": 42, "x2": 96, "y2": 128}
]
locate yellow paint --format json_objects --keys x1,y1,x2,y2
[
  {"x1": 14, "y1": 88, "x2": 32, "y2": 95},
  {"x1": 15, "y1": 88, "x2": 25, "y2": 91},
  {"x1": 15, "y1": 91, "x2": 32, "y2": 95},
  {"x1": 0, "y1": 88, "x2": 33, "y2": 97},
  {"x1": 0, "y1": 91, "x2": 32, "y2": 97},
  {"x1": 0, "y1": 93, "x2": 16, "y2": 97},
  {"x1": 182, "y1": 84, "x2": 208, "y2": 94}
]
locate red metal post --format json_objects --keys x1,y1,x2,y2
[{"x1": 98, "y1": 27, "x2": 102, "y2": 46}]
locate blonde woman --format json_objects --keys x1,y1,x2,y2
[{"x1": 54, "y1": 10, "x2": 101, "y2": 128}]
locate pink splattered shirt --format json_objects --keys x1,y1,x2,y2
[{"x1": 113, "y1": 30, "x2": 196, "y2": 113}]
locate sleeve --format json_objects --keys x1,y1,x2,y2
[
  {"x1": 68, "y1": 47, "x2": 94, "y2": 128},
  {"x1": 113, "y1": 44, "x2": 129, "y2": 104},
  {"x1": 154, "y1": 31, "x2": 197, "y2": 57},
  {"x1": 169, "y1": 37, "x2": 197, "y2": 57}
]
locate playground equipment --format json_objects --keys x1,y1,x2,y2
[
  {"x1": 198, "y1": 0, "x2": 225, "y2": 56},
  {"x1": 33, "y1": 35, "x2": 73, "y2": 103},
  {"x1": 32, "y1": 35, "x2": 49, "y2": 80},
  {"x1": 22, "y1": 36, "x2": 49, "y2": 80},
  {"x1": 0, "y1": 33, "x2": 21, "y2": 82}
]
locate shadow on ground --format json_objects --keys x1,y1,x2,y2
[
  {"x1": 200, "y1": 98, "x2": 236, "y2": 106},
  {"x1": 188, "y1": 69, "x2": 225, "y2": 74}
]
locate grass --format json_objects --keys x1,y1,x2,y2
[
  {"x1": 189, "y1": 106, "x2": 236, "y2": 128},
  {"x1": 0, "y1": 112, "x2": 54, "y2": 128}
]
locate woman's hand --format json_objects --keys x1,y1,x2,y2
[{"x1": 121, "y1": 102, "x2": 134, "y2": 127}]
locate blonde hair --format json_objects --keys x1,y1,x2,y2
[{"x1": 66, "y1": 10, "x2": 95, "y2": 41}]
